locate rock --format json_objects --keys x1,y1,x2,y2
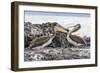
[{"x1": 24, "y1": 47, "x2": 90, "y2": 61}]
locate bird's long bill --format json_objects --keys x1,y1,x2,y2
[
  {"x1": 54, "y1": 25, "x2": 68, "y2": 33},
  {"x1": 67, "y1": 26, "x2": 74, "y2": 28}
]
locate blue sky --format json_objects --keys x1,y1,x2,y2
[{"x1": 25, "y1": 11, "x2": 90, "y2": 17}]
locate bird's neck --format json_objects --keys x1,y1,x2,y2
[
  {"x1": 68, "y1": 30, "x2": 73, "y2": 36},
  {"x1": 51, "y1": 34, "x2": 56, "y2": 39},
  {"x1": 68, "y1": 27, "x2": 79, "y2": 35}
]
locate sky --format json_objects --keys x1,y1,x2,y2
[{"x1": 24, "y1": 11, "x2": 91, "y2": 37}]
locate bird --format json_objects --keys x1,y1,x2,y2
[
  {"x1": 28, "y1": 22, "x2": 68, "y2": 49},
  {"x1": 66, "y1": 24, "x2": 86, "y2": 47},
  {"x1": 28, "y1": 34, "x2": 55, "y2": 49}
]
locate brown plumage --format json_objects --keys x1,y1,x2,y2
[
  {"x1": 70, "y1": 35, "x2": 86, "y2": 45},
  {"x1": 29, "y1": 36, "x2": 51, "y2": 48},
  {"x1": 28, "y1": 22, "x2": 69, "y2": 49},
  {"x1": 67, "y1": 24, "x2": 86, "y2": 46}
]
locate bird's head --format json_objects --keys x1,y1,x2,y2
[
  {"x1": 52, "y1": 22, "x2": 68, "y2": 33},
  {"x1": 73, "y1": 24, "x2": 81, "y2": 32},
  {"x1": 67, "y1": 24, "x2": 81, "y2": 33}
]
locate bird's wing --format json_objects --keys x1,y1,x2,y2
[
  {"x1": 70, "y1": 35, "x2": 86, "y2": 44},
  {"x1": 30, "y1": 36, "x2": 50, "y2": 48}
]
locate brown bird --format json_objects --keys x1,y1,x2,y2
[
  {"x1": 28, "y1": 22, "x2": 68, "y2": 49},
  {"x1": 66, "y1": 24, "x2": 86, "y2": 47}
]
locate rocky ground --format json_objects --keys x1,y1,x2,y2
[{"x1": 24, "y1": 47, "x2": 90, "y2": 61}]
